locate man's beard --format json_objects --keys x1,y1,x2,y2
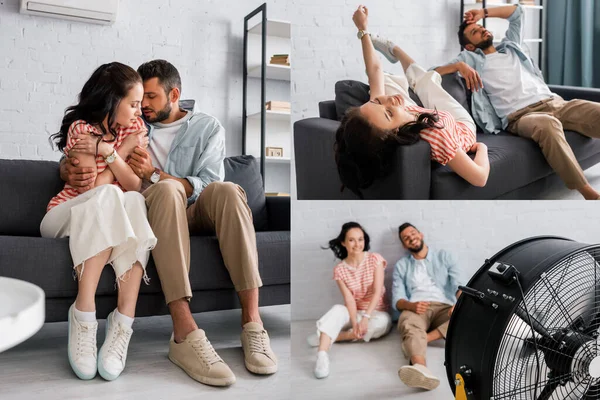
[
  {"x1": 143, "y1": 102, "x2": 172, "y2": 123},
  {"x1": 407, "y1": 239, "x2": 425, "y2": 254},
  {"x1": 476, "y1": 35, "x2": 494, "y2": 50}
]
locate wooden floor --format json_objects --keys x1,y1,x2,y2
[
  {"x1": 0, "y1": 305, "x2": 290, "y2": 400},
  {"x1": 291, "y1": 319, "x2": 453, "y2": 400}
]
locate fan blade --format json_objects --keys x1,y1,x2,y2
[
  {"x1": 583, "y1": 382, "x2": 600, "y2": 399},
  {"x1": 536, "y1": 378, "x2": 560, "y2": 400},
  {"x1": 514, "y1": 306, "x2": 554, "y2": 341}
]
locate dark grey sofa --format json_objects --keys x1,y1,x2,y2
[
  {"x1": 294, "y1": 76, "x2": 600, "y2": 199},
  {"x1": 0, "y1": 156, "x2": 290, "y2": 322}
]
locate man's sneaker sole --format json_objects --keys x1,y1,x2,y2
[
  {"x1": 168, "y1": 353, "x2": 236, "y2": 387},
  {"x1": 398, "y1": 366, "x2": 440, "y2": 390},
  {"x1": 67, "y1": 306, "x2": 96, "y2": 380},
  {"x1": 245, "y1": 360, "x2": 278, "y2": 375},
  {"x1": 97, "y1": 313, "x2": 119, "y2": 381}
]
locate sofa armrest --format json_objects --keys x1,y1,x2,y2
[
  {"x1": 294, "y1": 117, "x2": 431, "y2": 199},
  {"x1": 266, "y1": 196, "x2": 290, "y2": 231},
  {"x1": 361, "y1": 140, "x2": 431, "y2": 199},
  {"x1": 319, "y1": 101, "x2": 337, "y2": 120},
  {"x1": 549, "y1": 85, "x2": 600, "y2": 102}
]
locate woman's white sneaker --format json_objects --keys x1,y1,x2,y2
[
  {"x1": 68, "y1": 304, "x2": 98, "y2": 380},
  {"x1": 98, "y1": 310, "x2": 133, "y2": 381},
  {"x1": 371, "y1": 33, "x2": 398, "y2": 64},
  {"x1": 314, "y1": 351, "x2": 330, "y2": 379}
]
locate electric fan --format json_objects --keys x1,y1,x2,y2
[{"x1": 446, "y1": 236, "x2": 600, "y2": 400}]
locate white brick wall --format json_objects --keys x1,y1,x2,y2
[
  {"x1": 291, "y1": 0, "x2": 464, "y2": 122},
  {"x1": 0, "y1": 0, "x2": 291, "y2": 160},
  {"x1": 292, "y1": 200, "x2": 600, "y2": 321}
]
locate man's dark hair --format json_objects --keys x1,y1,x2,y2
[
  {"x1": 398, "y1": 222, "x2": 418, "y2": 237},
  {"x1": 137, "y1": 59, "x2": 182, "y2": 95},
  {"x1": 458, "y1": 21, "x2": 470, "y2": 48}
]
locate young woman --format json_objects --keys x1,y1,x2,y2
[
  {"x1": 40, "y1": 62, "x2": 157, "y2": 381},
  {"x1": 309, "y1": 222, "x2": 392, "y2": 379},
  {"x1": 335, "y1": 5, "x2": 490, "y2": 198}
]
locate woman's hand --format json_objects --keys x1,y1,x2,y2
[
  {"x1": 120, "y1": 131, "x2": 149, "y2": 157},
  {"x1": 69, "y1": 133, "x2": 97, "y2": 155},
  {"x1": 352, "y1": 5, "x2": 369, "y2": 31},
  {"x1": 464, "y1": 9, "x2": 484, "y2": 24},
  {"x1": 97, "y1": 140, "x2": 114, "y2": 158},
  {"x1": 358, "y1": 317, "x2": 369, "y2": 338}
]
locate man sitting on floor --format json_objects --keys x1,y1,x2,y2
[{"x1": 392, "y1": 223, "x2": 462, "y2": 390}]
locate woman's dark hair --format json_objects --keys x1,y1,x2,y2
[
  {"x1": 334, "y1": 106, "x2": 443, "y2": 198},
  {"x1": 50, "y1": 62, "x2": 142, "y2": 152},
  {"x1": 324, "y1": 221, "x2": 371, "y2": 260}
]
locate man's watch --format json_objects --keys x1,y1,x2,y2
[
  {"x1": 104, "y1": 149, "x2": 117, "y2": 164},
  {"x1": 483, "y1": 8, "x2": 489, "y2": 18},
  {"x1": 357, "y1": 30, "x2": 370, "y2": 40},
  {"x1": 150, "y1": 168, "x2": 161, "y2": 184}
]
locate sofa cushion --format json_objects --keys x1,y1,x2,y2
[
  {"x1": 0, "y1": 159, "x2": 63, "y2": 237},
  {"x1": 0, "y1": 232, "x2": 290, "y2": 298},
  {"x1": 440, "y1": 72, "x2": 472, "y2": 115},
  {"x1": 0, "y1": 156, "x2": 268, "y2": 235},
  {"x1": 334, "y1": 79, "x2": 424, "y2": 120},
  {"x1": 430, "y1": 130, "x2": 600, "y2": 199},
  {"x1": 224, "y1": 155, "x2": 268, "y2": 232}
]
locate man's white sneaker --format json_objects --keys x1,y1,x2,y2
[
  {"x1": 398, "y1": 364, "x2": 440, "y2": 390},
  {"x1": 314, "y1": 351, "x2": 330, "y2": 379},
  {"x1": 97, "y1": 310, "x2": 133, "y2": 381},
  {"x1": 68, "y1": 304, "x2": 98, "y2": 380},
  {"x1": 371, "y1": 33, "x2": 398, "y2": 64}
]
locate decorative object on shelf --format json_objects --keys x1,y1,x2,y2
[
  {"x1": 265, "y1": 101, "x2": 290, "y2": 111},
  {"x1": 270, "y1": 54, "x2": 290, "y2": 66},
  {"x1": 266, "y1": 147, "x2": 283, "y2": 157}
]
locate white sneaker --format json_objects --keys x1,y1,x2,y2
[
  {"x1": 307, "y1": 333, "x2": 320, "y2": 347},
  {"x1": 68, "y1": 304, "x2": 98, "y2": 380},
  {"x1": 97, "y1": 310, "x2": 133, "y2": 381},
  {"x1": 314, "y1": 351, "x2": 330, "y2": 379},
  {"x1": 398, "y1": 364, "x2": 440, "y2": 390},
  {"x1": 371, "y1": 33, "x2": 398, "y2": 64}
]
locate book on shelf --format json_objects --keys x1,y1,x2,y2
[
  {"x1": 270, "y1": 54, "x2": 290, "y2": 66},
  {"x1": 265, "y1": 101, "x2": 291, "y2": 112}
]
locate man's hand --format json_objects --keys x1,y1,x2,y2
[
  {"x1": 69, "y1": 134, "x2": 98, "y2": 156},
  {"x1": 120, "y1": 131, "x2": 149, "y2": 157},
  {"x1": 464, "y1": 9, "x2": 484, "y2": 24},
  {"x1": 62, "y1": 157, "x2": 96, "y2": 193},
  {"x1": 129, "y1": 147, "x2": 155, "y2": 180},
  {"x1": 412, "y1": 301, "x2": 430, "y2": 315},
  {"x1": 352, "y1": 5, "x2": 369, "y2": 31},
  {"x1": 448, "y1": 305, "x2": 455, "y2": 317},
  {"x1": 457, "y1": 61, "x2": 483, "y2": 92}
]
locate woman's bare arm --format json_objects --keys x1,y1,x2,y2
[
  {"x1": 446, "y1": 144, "x2": 490, "y2": 187},
  {"x1": 353, "y1": 6, "x2": 385, "y2": 99}
]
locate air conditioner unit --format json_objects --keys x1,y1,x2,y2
[{"x1": 19, "y1": 0, "x2": 119, "y2": 25}]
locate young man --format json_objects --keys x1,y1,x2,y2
[
  {"x1": 60, "y1": 60, "x2": 277, "y2": 387},
  {"x1": 432, "y1": 4, "x2": 600, "y2": 200},
  {"x1": 392, "y1": 223, "x2": 462, "y2": 391}
]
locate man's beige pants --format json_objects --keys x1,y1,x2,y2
[
  {"x1": 142, "y1": 180, "x2": 262, "y2": 304},
  {"x1": 397, "y1": 302, "x2": 452, "y2": 359},
  {"x1": 507, "y1": 97, "x2": 600, "y2": 190}
]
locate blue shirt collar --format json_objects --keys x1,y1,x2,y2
[{"x1": 408, "y1": 246, "x2": 433, "y2": 262}]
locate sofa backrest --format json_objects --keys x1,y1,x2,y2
[
  {"x1": 0, "y1": 155, "x2": 267, "y2": 236},
  {"x1": 328, "y1": 72, "x2": 471, "y2": 121}
]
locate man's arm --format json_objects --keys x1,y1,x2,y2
[
  {"x1": 465, "y1": 5, "x2": 522, "y2": 44},
  {"x1": 434, "y1": 55, "x2": 483, "y2": 92}
]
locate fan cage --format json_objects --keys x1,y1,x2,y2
[{"x1": 492, "y1": 247, "x2": 600, "y2": 400}]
